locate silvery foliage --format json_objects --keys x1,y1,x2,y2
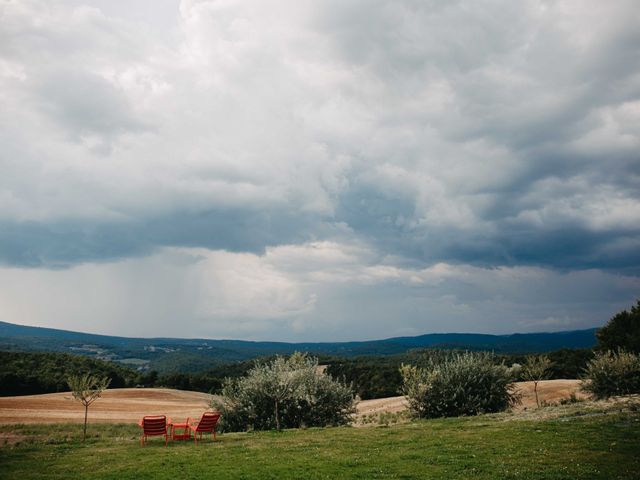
[
  {"x1": 582, "y1": 350, "x2": 640, "y2": 399},
  {"x1": 400, "y1": 351, "x2": 519, "y2": 418},
  {"x1": 215, "y1": 353, "x2": 355, "y2": 431}
]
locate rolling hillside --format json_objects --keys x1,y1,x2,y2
[{"x1": 0, "y1": 320, "x2": 597, "y2": 373}]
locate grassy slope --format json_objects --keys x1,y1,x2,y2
[{"x1": 1, "y1": 410, "x2": 639, "y2": 480}]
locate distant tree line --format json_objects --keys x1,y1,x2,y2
[
  {"x1": 1, "y1": 347, "x2": 597, "y2": 399},
  {"x1": 0, "y1": 350, "x2": 260, "y2": 397},
  {"x1": 0, "y1": 351, "x2": 137, "y2": 396}
]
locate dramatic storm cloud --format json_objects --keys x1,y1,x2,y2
[{"x1": 0, "y1": 0, "x2": 638, "y2": 340}]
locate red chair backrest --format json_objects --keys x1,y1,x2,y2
[
  {"x1": 195, "y1": 412, "x2": 221, "y2": 433},
  {"x1": 142, "y1": 415, "x2": 167, "y2": 435}
]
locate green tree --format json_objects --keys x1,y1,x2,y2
[
  {"x1": 582, "y1": 350, "x2": 640, "y2": 399},
  {"x1": 67, "y1": 374, "x2": 111, "y2": 441},
  {"x1": 400, "y1": 352, "x2": 519, "y2": 419},
  {"x1": 0, "y1": 351, "x2": 136, "y2": 396},
  {"x1": 217, "y1": 353, "x2": 354, "y2": 431},
  {"x1": 597, "y1": 300, "x2": 640, "y2": 353},
  {"x1": 521, "y1": 355, "x2": 552, "y2": 407}
]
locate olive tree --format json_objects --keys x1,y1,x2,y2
[
  {"x1": 400, "y1": 351, "x2": 519, "y2": 418},
  {"x1": 216, "y1": 353, "x2": 354, "y2": 431},
  {"x1": 582, "y1": 350, "x2": 640, "y2": 399},
  {"x1": 67, "y1": 373, "x2": 111, "y2": 441}
]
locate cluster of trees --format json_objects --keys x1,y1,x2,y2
[
  {"x1": 325, "y1": 348, "x2": 595, "y2": 400},
  {"x1": 0, "y1": 351, "x2": 138, "y2": 396},
  {"x1": 0, "y1": 351, "x2": 261, "y2": 397},
  {"x1": 326, "y1": 359, "x2": 402, "y2": 399},
  {"x1": 584, "y1": 300, "x2": 640, "y2": 398}
]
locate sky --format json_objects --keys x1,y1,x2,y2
[{"x1": 0, "y1": 0, "x2": 639, "y2": 342}]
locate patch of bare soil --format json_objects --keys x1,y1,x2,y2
[
  {"x1": 356, "y1": 396, "x2": 408, "y2": 417},
  {"x1": 0, "y1": 388, "x2": 218, "y2": 425},
  {"x1": 511, "y1": 379, "x2": 588, "y2": 411}
]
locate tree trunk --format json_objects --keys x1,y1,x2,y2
[
  {"x1": 83, "y1": 404, "x2": 88, "y2": 441},
  {"x1": 274, "y1": 399, "x2": 280, "y2": 431},
  {"x1": 534, "y1": 381, "x2": 540, "y2": 408}
]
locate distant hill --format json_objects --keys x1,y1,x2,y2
[{"x1": 0, "y1": 320, "x2": 598, "y2": 373}]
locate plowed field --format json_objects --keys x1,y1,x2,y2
[{"x1": 0, "y1": 388, "x2": 215, "y2": 424}]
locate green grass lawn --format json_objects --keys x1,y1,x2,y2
[{"x1": 1, "y1": 411, "x2": 639, "y2": 480}]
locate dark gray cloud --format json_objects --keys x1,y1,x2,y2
[{"x1": 0, "y1": 208, "x2": 320, "y2": 268}]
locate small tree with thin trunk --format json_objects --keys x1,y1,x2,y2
[
  {"x1": 522, "y1": 355, "x2": 552, "y2": 407},
  {"x1": 67, "y1": 373, "x2": 111, "y2": 441}
]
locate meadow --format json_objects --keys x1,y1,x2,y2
[{"x1": 1, "y1": 403, "x2": 639, "y2": 480}]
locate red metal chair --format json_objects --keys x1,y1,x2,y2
[
  {"x1": 138, "y1": 415, "x2": 171, "y2": 446},
  {"x1": 187, "y1": 412, "x2": 221, "y2": 444}
]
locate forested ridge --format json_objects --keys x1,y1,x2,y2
[{"x1": 0, "y1": 320, "x2": 598, "y2": 375}]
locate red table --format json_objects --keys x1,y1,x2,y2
[{"x1": 170, "y1": 421, "x2": 191, "y2": 441}]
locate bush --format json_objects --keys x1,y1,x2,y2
[
  {"x1": 400, "y1": 351, "x2": 519, "y2": 418},
  {"x1": 215, "y1": 353, "x2": 355, "y2": 432},
  {"x1": 582, "y1": 350, "x2": 640, "y2": 399}
]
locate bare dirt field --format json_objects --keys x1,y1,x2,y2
[
  {"x1": 511, "y1": 379, "x2": 588, "y2": 411},
  {"x1": 0, "y1": 380, "x2": 587, "y2": 426},
  {"x1": 0, "y1": 388, "x2": 216, "y2": 424}
]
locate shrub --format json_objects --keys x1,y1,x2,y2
[
  {"x1": 400, "y1": 351, "x2": 519, "y2": 418},
  {"x1": 215, "y1": 353, "x2": 355, "y2": 431},
  {"x1": 582, "y1": 350, "x2": 640, "y2": 399}
]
